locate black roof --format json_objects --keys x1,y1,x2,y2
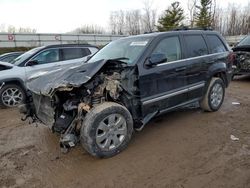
[
  {"x1": 42, "y1": 44, "x2": 99, "y2": 49},
  {"x1": 126, "y1": 29, "x2": 220, "y2": 39}
]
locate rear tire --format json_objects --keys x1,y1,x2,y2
[
  {"x1": 0, "y1": 84, "x2": 26, "y2": 108},
  {"x1": 80, "y1": 102, "x2": 133, "y2": 158},
  {"x1": 200, "y1": 78, "x2": 225, "y2": 112}
]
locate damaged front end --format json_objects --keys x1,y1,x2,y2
[
  {"x1": 21, "y1": 59, "x2": 141, "y2": 152},
  {"x1": 233, "y1": 46, "x2": 250, "y2": 75}
]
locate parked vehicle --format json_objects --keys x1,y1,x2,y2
[
  {"x1": 232, "y1": 35, "x2": 250, "y2": 77},
  {"x1": 0, "y1": 52, "x2": 23, "y2": 63},
  {"x1": 20, "y1": 29, "x2": 233, "y2": 158},
  {"x1": 0, "y1": 44, "x2": 99, "y2": 108}
]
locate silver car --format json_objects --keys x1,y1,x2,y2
[
  {"x1": 0, "y1": 44, "x2": 99, "y2": 108},
  {"x1": 0, "y1": 52, "x2": 24, "y2": 63}
]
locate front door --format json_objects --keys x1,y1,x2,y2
[
  {"x1": 139, "y1": 36, "x2": 188, "y2": 116},
  {"x1": 24, "y1": 49, "x2": 61, "y2": 81}
]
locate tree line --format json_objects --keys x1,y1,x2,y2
[
  {"x1": 108, "y1": 0, "x2": 249, "y2": 36},
  {"x1": 0, "y1": 24, "x2": 37, "y2": 33}
]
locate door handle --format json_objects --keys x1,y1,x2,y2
[{"x1": 175, "y1": 67, "x2": 187, "y2": 72}]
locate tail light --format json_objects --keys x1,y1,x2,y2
[{"x1": 228, "y1": 51, "x2": 236, "y2": 65}]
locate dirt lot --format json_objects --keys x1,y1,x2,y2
[{"x1": 0, "y1": 77, "x2": 250, "y2": 188}]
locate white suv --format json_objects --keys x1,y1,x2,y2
[{"x1": 0, "y1": 44, "x2": 99, "y2": 108}]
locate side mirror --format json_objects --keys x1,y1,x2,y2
[
  {"x1": 26, "y1": 60, "x2": 39, "y2": 66},
  {"x1": 145, "y1": 53, "x2": 167, "y2": 67}
]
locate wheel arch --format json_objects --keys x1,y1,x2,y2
[
  {"x1": 207, "y1": 62, "x2": 229, "y2": 87},
  {"x1": 0, "y1": 78, "x2": 27, "y2": 94},
  {"x1": 201, "y1": 63, "x2": 228, "y2": 101}
]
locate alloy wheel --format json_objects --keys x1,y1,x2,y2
[
  {"x1": 1, "y1": 87, "x2": 23, "y2": 107},
  {"x1": 96, "y1": 114, "x2": 127, "y2": 151}
]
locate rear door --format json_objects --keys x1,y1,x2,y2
[
  {"x1": 205, "y1": 34, "x2": 229, "y2": 70},
  {"x1": 58, "y1": 47, "x2": 92, "y2": 67},
  {"x1": 182, "y1": 34, "x2": 209, "y2": 100},
  {"x1": 139, "y1": 35, "x2": 188, "y2": 116}
]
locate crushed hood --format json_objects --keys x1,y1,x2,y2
[
  {"x1": 233, "y1": 45, "x2": 250, "y2": 52},
  {"x1": 26, "y1": 60, "x2": 106, "y2": 96}
]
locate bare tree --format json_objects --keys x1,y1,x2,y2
[
  {"x1": 205, "y1": 2, "x2": 250, "y2": 36},
  {"x1": 125, "y1": 10, "x2": 141, "y2": 35},
  {"x1": 210, "y1": 0, "x2": 217, "y2": 28},
  {"x1": 5, "y1": 25, "x2": 36, "y2": 33},
  {"x1": 109, "y1": 10, "x2": 126, "y2": 35},
  {"x1": 141, "y1": 0, "x2": 157, "y2": 33},
  {"x1": 18, "y1": 27, "x2": 36, "y2": 33},
  {"x1": 213, "y1": 7, "x2": 224, "y2": 33},
  {"x1": 117, "y1": 10, "x2": 125, "y2": 35},
  {"x1": 109, "y1": 12, "x2": 117, "y2": 34},
  {"x1": 187, "y1": 0, "x2": 198, "y2": 27},
  {"x1": 71, "y1": 25, "x2": 105, "y2": 34},
  {"x1": 108, "y1": 1, "x2": 250, "y2": 36},
  {"x1": 241, "y1": 3, "x2": 250, "y2": 35}
]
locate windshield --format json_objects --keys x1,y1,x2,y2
[
  {"x1": 12, "y1": 46, "x2": 44, "y2": 65},
  {"x1": 88, "y1": 36, "x2": 153, "y2": 64},
  {"x1": 237, "y1": 35, "x2": 250, "y2": 46}
]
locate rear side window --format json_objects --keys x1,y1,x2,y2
[
  {"x1": 207, "y1": 35, "x2": 227, "y2": 53},
  {"x1": 62, "y1": 48, "x2": 91, "y2": 61},
  {"x1": 152, "y1": 36, "x2": 182, "y2": 62},
  {"x1": 184, "y1": 35, "x2": 208, "y2": 58}
]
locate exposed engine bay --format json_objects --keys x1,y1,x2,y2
[
  {"x1": 233, "y1": 46, "x2": 250, "y2": 75},
  {"x1": 21, "y1": 60, "x2": 142, "y2": 152},
  {"x1": 234, "y1": 51, "x2": 250, "y2": 73}
]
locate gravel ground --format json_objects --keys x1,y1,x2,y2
[{"x1": 0, "y1": 76, "x2": 250, "y2": 188}]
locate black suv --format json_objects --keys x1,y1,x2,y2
[{"x1": 21, "y1": 30, "x2": 233, "y2": 158}]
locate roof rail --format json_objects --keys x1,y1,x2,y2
[
  {"x1": 172, "y1": 26, "x2": 214, "y2": 31},
  {"x1": 144, "y1": 31, "x2": 158, "y2": 34}
]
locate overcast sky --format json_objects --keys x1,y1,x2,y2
[{"x1": 0, "y1": 0, "x2": 249, "y2": 33}]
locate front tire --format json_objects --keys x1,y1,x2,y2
[
  {"x1": 200, "y1": 77, "x2": 225, "y2": 112},
  {"x1": 0, "y1": 84, "x2": 26, "y2": 108},
  {"x1": 80, "y1": 102, "x2": 133, "y2": 158}
]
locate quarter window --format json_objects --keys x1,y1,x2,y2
[
  {"x1": 207, "y1": 35, "x2": 226, "y2": 53},
  {"x1": 62, "y1": 48, "x2": 91, "y2": 61},
  {"x1": 152, "y1": 36, "x2": 182, "y2": 62},
  {"x1": 32, "y1": 49, "x2": 59, "y2": 64},
  {"x1": 184, "y1": 35, "x2": 208, "y2": 58}
]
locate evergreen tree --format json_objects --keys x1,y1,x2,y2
[
  {"x1": 157, "y1": 2, "x2": 185, "y2": 31},
  {"x1": 195, "y1": 0, "x2": 213, "y2": 28}
]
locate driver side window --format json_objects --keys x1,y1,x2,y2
[
  {"x1": 152, "y1": 36, "x2": 181, "y2": 62},
  {"x1": 32, "y1": 49, "x2": 59, "y2": 65}
]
